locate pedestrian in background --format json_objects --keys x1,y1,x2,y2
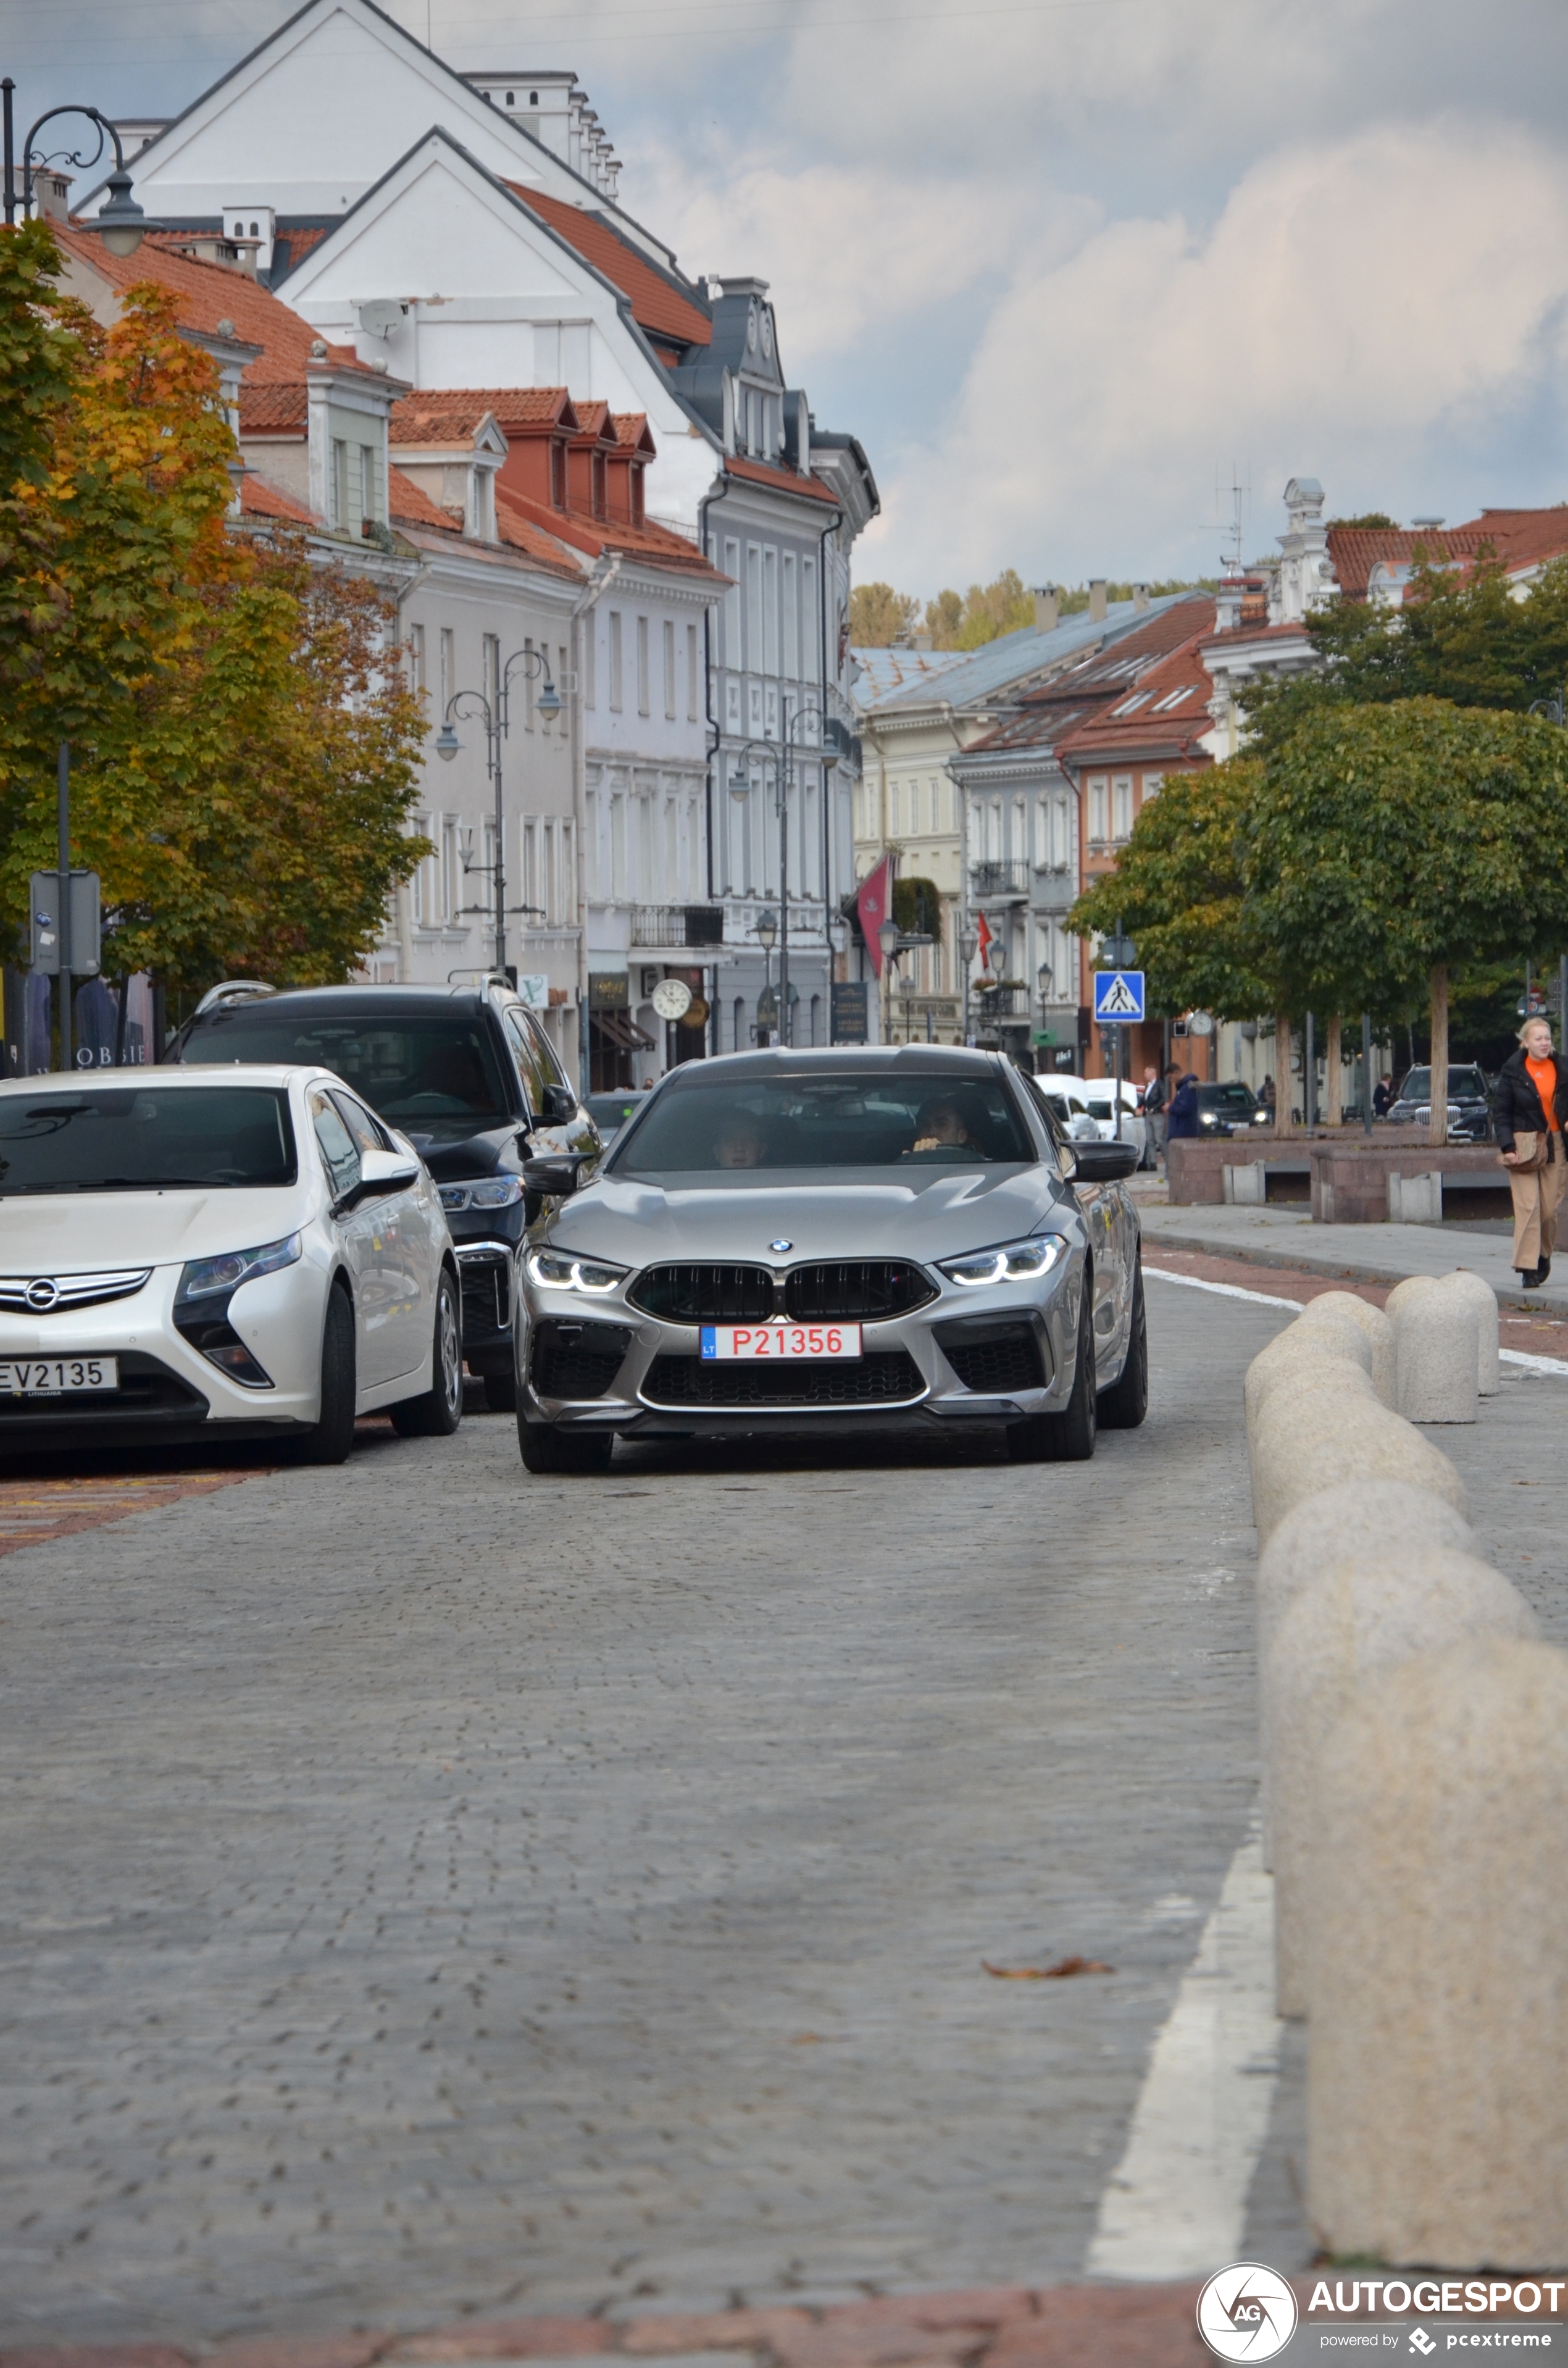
[
  {"x1": 1493, "y1": 1016, "x2": 1568, "y2": 1288},
  {"x1": 1374, "y1": 1073, "x2": 1396, "y2": 1118},
  {"x1": 1166, "y1": 1071, "x2": 1200, "y2": 1140},
  {"x1": 1259, "y1": 1074, "x2": 1277, "y2": 1123},
  {"x1": 1143, "y1": 1062, "x2": 1172, "y2": 1167}
]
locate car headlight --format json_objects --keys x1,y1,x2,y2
[
  {"x1": 177, "y1": 1232, "x2": 302, "y2": 1301},
  {"x1": 440, "y1": 1177, "x2": 523, "y2": 1213},
  {"x1": 938, "y1": 1235, "x2": 1065, "y2": 1289},
  {"x1": 525, "y1": 1246, "x2": 630, "y2": 1294}
]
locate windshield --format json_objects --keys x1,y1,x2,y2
[
  {"x1": 1398, "y1": 1067, "x2": 1485, "y2": 1101},
  {"x1": 181, "y1": 1006, "x2": 511, "y2": 1140},
  {"x1": 0, "y1": 1087, "x2": 296, "y2": 1195},
  {"x1": 611, "y1": 1073, "x2": 1037, "y2": 1173}
]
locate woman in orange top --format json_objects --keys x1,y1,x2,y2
[{"x1": 1493, "y1": 1016, "x2": 1568, "y2": 1286}]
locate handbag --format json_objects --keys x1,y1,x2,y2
[{"x1": 1509, "y1": 1129, "x2": 1550, "y2": 1173}]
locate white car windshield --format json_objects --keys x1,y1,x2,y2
[
  {"x1": 612, "y1": 1074, "x2": 1036, "y2": 1171},
  {"x1": 0, "y1": 1086, "x2": 297, "y2": 1195}
]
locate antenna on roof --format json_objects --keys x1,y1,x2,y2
[{"x1": 1216, "y1": 463, "x2": 1251, "y2": 572}]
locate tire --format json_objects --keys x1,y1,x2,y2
[
  {"x1": 1007, "y1": 1276, "x2": 1097, "y2": 1463},
  {"x1": 294, "y1": 1283, "x2": 357, "y2": 1465},
  {"x1": 1098, "y1": 1257, "x2": 1148, "y2": 1429},
  {"x1": 391, "y1": 1270, "x2": 464, "y2": 1437},
  {"x1": 517, "y1": 1417, "x2": 614, "y2": 1474},
  {"x1": 483, "y1": 1368, "x2": 518, "y2": 1413}
]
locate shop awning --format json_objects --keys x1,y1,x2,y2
[{"x1": 591, "y1": 1008, "x2": 657, "y2": 1051}]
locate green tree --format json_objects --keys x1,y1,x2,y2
[
  {"x1": 848, "y1": 580, "x2": 919, "y2": 647},
  {"x1": 0, "y1": 229, "x2": 427, "y2": 996}
]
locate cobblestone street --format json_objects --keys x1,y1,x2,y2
[{"x1": 1, "y1": 1270, "x2": 1558, "y2": 2354}]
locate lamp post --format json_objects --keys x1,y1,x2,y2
[
  {"x1": 1036, "y1": 958, "x2": 1053, "y2": 1071},
  {"x1": 877, "y1": 915, "x2": 900, "y2": 1045},
  {"x1": 728, "y1": 705, "x2": 833, "y2": 1047},
  {"x1": 435, "y1": 646, "x2": 560, "y2": 974},
  {"x1": 2, "y1": 87, "x2": 160, "y2": 250},
  {"x1": 959, "y1": 921, "x2": 978, "y2": 1048},
  {"x1": 754, "y1": 906, "x2": 778, "y2": 1043}
]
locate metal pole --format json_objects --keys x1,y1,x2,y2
[
  {"x1": 2, "y1": 81, "x2": 15, "y2": 227},
  {"x1": 1304, "y1": 1010, "x2": 1315, "y2": 1131},
  {"x1": 777, "y1": 748, "x2": 790, "y2": 1048},
  {"x1": 57, "y1": 740, "x2": 72, "y2": 1074},
  {"x1": 1361, "y1": 1011, "x2": 1372, "y2": 1138},
  {"x1": 1113, "y1": 1015, "x2": 1122, "y2": 1141},
  {"x1": 490, "y1": 713, "x2": 506, "y2": 975}
]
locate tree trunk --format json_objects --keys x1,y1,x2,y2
[
  {"x1": 1274, "y1": 1011, "x2": 1293, "y2": 1137},
  {"x1": 1325, "y1": 1015, "x2": 1343, "y2": 1126},
  {"x1": 1428, "y1": 964, "x2": 1449, "y2": 1148}
]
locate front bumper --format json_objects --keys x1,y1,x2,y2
[{"x1": 515, "y1": 1252, "x2": 1085, "y2": 1437}]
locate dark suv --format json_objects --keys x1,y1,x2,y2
[
  {"x1": 170, "y1": 982, "x2": 601, "y2": 1407},
  {"x1": 1385, "y1": 1065, "x2": 1492, "y2": 1143}
]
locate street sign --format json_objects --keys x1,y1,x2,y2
[
  {"x1": 1093, "y1": 969, "x2": 1145, "y2": 1024},
  {"x1": 514, "y1": 973, "x2": 549, "y2": 1008},
  {"x1": 30, "y1": 871, "x2": 101, "y2": 977}
]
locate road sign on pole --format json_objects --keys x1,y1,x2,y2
[
  {"x1": 30, "y1": 871, "x2": 101, "y2": 977},
  {"x1": 1093, "y1": 969, "x2": 1145, "y2": 1024}
]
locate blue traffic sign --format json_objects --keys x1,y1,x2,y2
[{"x1": 1093, "y1": 969, "x2": 1146, "y2": 1024}]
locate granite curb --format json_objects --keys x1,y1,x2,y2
[
  {"x1": 1141, "y1": 1215, "x2": 1564, "y2": 1317},
  {"x1": 0, "y1": 2289, "x2": 1210, "y2": 2368}
]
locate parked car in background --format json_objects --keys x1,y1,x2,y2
[
  {"x1": 512, "y1": 1045, "x2": 1146, "y2": 1473},
  {"x1": 1029, "y1": 1079, "x2": 1098, "y2": 1143},
  {"x1": 585, "y1": 1090, "x2": 649, "y2": 1148},
  {"x1": 0, "y1": 1068, "x2": 461, "y2": 1459},
  {"x1": 1386, "y1": 1065, "x2": 1493, "y2": 1142},
  {"x1": 171, "y1": 981, "x2": 601, "y2": 1408},
  {"x1": 1031, "y1": 1073, "x2": 1148, "y2": 1166}
]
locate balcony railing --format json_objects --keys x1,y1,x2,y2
[
  {"x1": 630, "y1": 905, "x2": 726, "y2": 948},
  {"x1": 974, "y1": 984, "x2": 1027, "y2": 1017},
  {"x1": 969, "y1": 860, "x2": 1031, "y2": 900},
  {"x1": 1032, "y1": 864, "x2": 1078, "y2": 915}
]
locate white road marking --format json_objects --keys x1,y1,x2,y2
[
  {"x1": 1145, "y1": 1261, "x2": 1568, "y2": 1376},
  {"x1": 1087, "y1": 1830, "x2": 1282, "y2": 2280}
]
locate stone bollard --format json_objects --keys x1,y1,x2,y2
[
  {"x1": 1249, "y1": 1384, "x2": 1468, "y2": 1547},
  {"x1": 1394, "y1": 1288, "x2": 1480, "y2": 1422},
  {"x1": 1295, "y1": 1291, "x2": 1396, "y2": 1407},
  {"x1": 1437, "y1": 1268, "x2": 1500, "y2": 1395},
  {"x1": 1306, "y1": 1638, "x2": 1568, "y2": 2267},
  {"x1": 1244, "y1": 1323, "x2": 1374, "y2": 1439},
  {"x1": 1385, "y1": 1273, "x2": 1441, "y2": 1322},
  {"x1": 1248, "y1": 1362, "x2": 1379, "y2": 1533},
  {"x1": 1254, "y1": 1481, "x2": 1475, "y2": 1866},
  {"x1": 1266, "y1": 1552, "x2": 1536, "y2": 2015}
]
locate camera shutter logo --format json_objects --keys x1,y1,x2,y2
[
  {"x1": 25, "y1": 1278, "x2": 60, "y2": 1313},
  {"x1": 1196, "y1": 2264, "x2": 1298, "y2": 2362}
]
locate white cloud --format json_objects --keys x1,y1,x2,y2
[{"x1": 862, "y1": 114, "x2": 1568, "y2": 585}]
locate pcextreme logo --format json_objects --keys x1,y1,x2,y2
[{"x1": 1198, "y1": 2264, "x2": 1301, "y2": 2362}]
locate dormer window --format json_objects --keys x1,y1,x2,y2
[
  {"x1": 592, "y1": 451, "x2": 607, "y2": 520},
  {"x1": 632, "y1": 466, "x2": 644, "y2": 528},
  {"x1": 550, "y1": 440, "x2": 566, "y2": 509}
]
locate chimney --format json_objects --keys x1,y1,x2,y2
[
  {"x1": 1133, "y1": 582, "x2": 1150, "y2": 613},
  {"x1": 912, "y1": 630, "x2": 933, "y2": 652},
  {"x1": 1032, "y1": 584, "x2": 1059, "y2": 633},
  {"x1": 1089, "y1": 578, "x2": 1107, "y2": 624},
  {"x1": 35, "y1": 167, "x2": 72, "y2": 222}
]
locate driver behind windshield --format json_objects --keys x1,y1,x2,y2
[
  {"x1": 713, "y1": 1117, "x2": 769, "y2": 1169},
  {"x1": 906, "y1": 1096, "x2": 986, "y2": 1160}
]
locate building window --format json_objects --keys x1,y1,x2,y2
[
  {"x1": 1088, "y1": 776, "x2": 1108, "y2": 846},
  {"x1": 408, "y1": 621, "x2": 425, "y2": 696},
  {"x1": 483, "y1": 634, "x2": 500, "y2": 713},
  {"x1": 442, "y1": 817, "x2": 458, "y2": 924},
  {"x1": 746, "y1": 545, "x2": 762, "y2": 671},
  {"x1": 331, "y1": 438, "x2": 348, "y2": 529},
  {"x1": 686, "y1": 622, "x2": 699, "y2": 721},
  {"x1": 439, "y1": 627, "x2": 454, "y2": 715},
  {"x1": 890, "y1": 781, "x2": 901, "y2": 836},
  {"x1": 1143, "y1": 771, "x2": 1164, "y2": 801},
  {"x1": 583, "y1": 619, "x2": 596, "y2": 711},
  {"x1": 663, "y1": 619, "x2": 676, "y2": 719},
  {"x1": 783, "y1": 551, "x2": 798, "y2": 678},
  {"x1": 359, "y1": 441, "x2": 378, "y2": 524},
  {"x1": 637, "y1": 615, "x2": 650, "y2": 716},
  {"x1": 609, "y1": 612, "x2": 623, "y2": 712},
  {"x1": 1112, "y1": 774, "x2": 1133, "y2": 842}
]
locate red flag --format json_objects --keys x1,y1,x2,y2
[
  {"x1": 975, "y1": 910, "x2": 992, "y2": 973},
  {"x1": 858, "y1": 853, "x2": 895, "y2": 977}
]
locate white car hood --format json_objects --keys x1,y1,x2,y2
[{"x1": 0, "y1": 1189, "x2": 307, "y2": 1274}]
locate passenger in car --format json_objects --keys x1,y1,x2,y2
[
  {"x1": 714, "y1": 1117, "x2": 770, "y2": 1169},
  {"x1": 907, "y1": 1097, "x2": 986, "y2": 1160}
]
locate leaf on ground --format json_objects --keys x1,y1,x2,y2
[{"x1": 982, "y1": 1955, "x2": 1114, "y2": 1980}]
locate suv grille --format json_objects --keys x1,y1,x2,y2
[
  {"x1": 530, "y1": 1320, "x2": 632, "y2": 1399},
  {"x1": 630, "y1": 1260, "x2": 935, "y2": 1324},
  {"x1": 785, "y1": 1261, "x2": 935, "y2": 1320},
  {"x1": 641, "y1": 1352, "x2": 925, "y2": 1410},
  {"x1": 630, "y1": 1264, "x2": 774, "y2": 1322}
]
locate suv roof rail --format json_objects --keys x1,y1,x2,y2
[{"x1": 194, "y1": 979, "x2": 276, "y2": 1017}]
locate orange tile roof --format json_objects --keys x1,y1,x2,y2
[
  {"x1": 502, "y1": 185, "x2": 711, "y2": 350},
  {"x1": 1056, "y1": 624, "x2": 1217, "y2": 764},
  {"x1": 491, "y1": 493, "x2": 585, "y2": 577},
  {"x1": 388, "y1": 393, "x2": 502, "y2": 446},
  {"x1": 387, "y1": 465, "x2": 461, "y2": 533},
  {"x1": 238, "y1": 382, "x2": 307, "y2": 433},
  {"x1": 1459, "y1": 505, "x2": 1568, "y2": 568},
  {"x1": 496, "y1": 485, "x2": 727, "y2": 582},
  {"x1": 725, "y1": 454, "x2": 840, "y2": 506},
  {"x1": 569, "y1": 399, "x2": 614, "y2": 444},
  {"x1": 240, "y1": 473, "x2": 315, "y2": 524},
  {"x1": 612, "y1": 412, "x2": 655, "y2": 455}
]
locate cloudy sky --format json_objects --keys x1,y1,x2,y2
[{"x1": 13, "y1": 0, "x2": 1568, "y2": 593}]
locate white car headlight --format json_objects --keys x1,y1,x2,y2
[
  {"x1": 525, "y1": 1246, "x2": 630, "y2": 1294},
  {"x1": 440, "y1": 1177, "x2": 524, "y2": 1212},
  {"x1": 177, "y1": 1232, "x2": 302, "y2": 1301},
  {"x1": 938, "y1": 1235, "x2": 1065, "y2": 1289}
]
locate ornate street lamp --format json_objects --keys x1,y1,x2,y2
[
  {"x1": 435, "y1": 648, "x2": 560, "y2": 971},
  {"x1": 2, "y1": 87, "x2": 162, "y2": 253}
]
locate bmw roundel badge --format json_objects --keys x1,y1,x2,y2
[{"x1": 769, "y1": 1240, "x2": 793, "y2": 1253}]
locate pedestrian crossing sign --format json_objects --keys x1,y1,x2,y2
[{"x1": 1093, "y1": 969, "x2": 1145, "y2": 1023}]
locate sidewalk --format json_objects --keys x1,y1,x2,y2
[{"x1": 1138, "y1": 1199, "x2": 1568, "y2": 1316}]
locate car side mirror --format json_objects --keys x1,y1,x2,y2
[
  {"x1": 360, "y1": 1145, "x2": 421, "y2": 1193},
  {"x1": 1072, "y1": 1140, "x2": 1139, "y2": 1182},
  {"x1": 540, "y1": 1083, "x2": 578, "y2": 1125},
  {"x1": 523, "y1": 1153, "x2": 587, "y2": 1197}
]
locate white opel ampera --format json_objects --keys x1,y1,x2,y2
[{"x1": 0, "y1": 1066, "x2": 462, "y2": 1460}]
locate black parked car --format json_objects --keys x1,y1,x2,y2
[
  {"x1": 1193, "y1": 1081, "x2": 1271, "y2": 1136},
  {"x1": 1385, "y1": 1064, "x2": 1493, "y2": 1143},
  {"x1": 170, "y1": 982, "x2": 601, "y2": 1407}
]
